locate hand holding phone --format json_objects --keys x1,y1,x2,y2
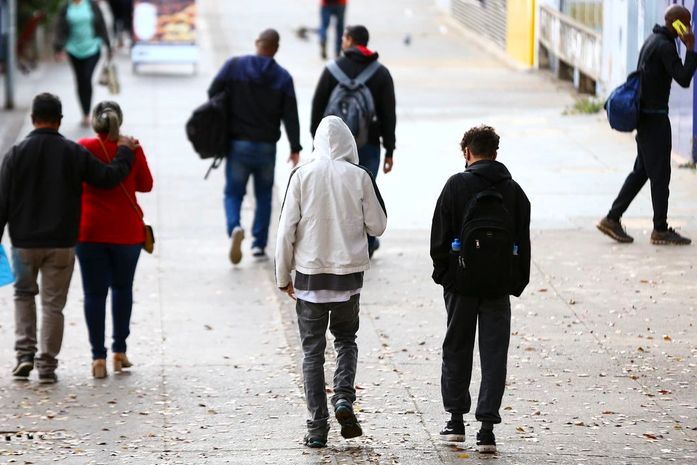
[{"x1": 673, "y1": 19, "x2": 689, "y2": 37}]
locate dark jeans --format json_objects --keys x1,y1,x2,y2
[
  {"x1": 441, "y1": 291, "x2": 510, "y2": 424},
  {"x1": 76, "y1": 243, "x2": 141, "y2": 360},
  {"x1": 67, "y1": 50, "x2": 101, "y2": 117},
  {"x1": 224, "y1": 140, "x2": 276, "y2": 249},
  {"x1": 108, "y1": 0, "x2": 133, "y2": 36},
  {"x1": 296, "y1": 295, "x2": 360, "y2": 437},
  {"x1": 359, "y1": 144, "x2": 381, "y2": 251},
  {"x1": 319, "y1": 5, "x2": 346, "y2": 57},
  {"x1": 608, "y1": 113, "x2": 671, "y2": 231}
]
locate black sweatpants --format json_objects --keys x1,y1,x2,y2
[
  {"x1": 608, "y1": 113, "x2": 672, "y2": 231},
  {"x1": 67, "y1": 51, "x2": 101, "y2": 117},
  {"x1": 441, "y1": 291, "x2": 510, "y2": 424}
]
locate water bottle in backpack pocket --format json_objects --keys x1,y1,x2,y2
[{"x1": 451, "y1": 189, "x2": 515, "y2": 297}]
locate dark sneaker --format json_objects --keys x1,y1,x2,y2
[
  {"x1": 477, "y1": 430, "x2": 496, "y2": 454},
  {"x1": 596, "y1": 217, "x2": 634, "y2": 243},
  {"x1": 229, "y1": 226, "x2": 244, "y2": 264},
  {"x1": 251, "y1": 247, "x2": 268, "y2": 262},
  {"x1": 12, "y1": 355, "x2": 34, "y2": 379},
  {"x1": 439, "y1": 420, "x2": 465, "y2": 442},
  {"x1": 303, "y1": 433, "x2": 327, "y2": 448},
  {"x1": 651, "y1": 228, "x2": 692, "y2": 245},
  {"x1": 38, "y1": 372, "x2": 58, "y2": 385},
  {"x1": 368, "y1": 238, "x2": 381, "y2": 259},
  {"x1": 334, "y1": 400, "x2": 363, "y2": 439}
]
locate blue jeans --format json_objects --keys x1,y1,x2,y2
[
  {"x1": 224, "y1": 140, "x2": 277, "y2": 250},
  {"x1": 358, "y1": 144, "x2": 381, "y2": 251},
  {"x1": 320, "y1": 5, "x2": 345, "y2": 57},
  {"x1": 76, "y1": 243, "x2": 141, "y2": 360}
]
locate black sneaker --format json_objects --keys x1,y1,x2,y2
[
  {"x1": 12, "y1": 355, "x2": 34, "y2": 379},
  {"x1": 597, "y1": 217, "x2": 634, "y2": 243},
  {"x1": 251, "y1": 247, "x2": 268, "y2": 262},
  {"x1": 476, "y1": 430, "x2": 496, "y2": 454},
  {"x1": 651, "y1": 227, "x2": 692, "y2": 245},
  {"x1": 439, "y1": 420, "x2": 465, "y2": 442},
  {"x1": 303, "y1": 433, "x2": 327, "y2": 448},
  {"x1": 334, "y1": 400, "x2": 362, "y2": 439},
  {"x1": 38, "y1": 372, "x2": 58, "y2": 385}
]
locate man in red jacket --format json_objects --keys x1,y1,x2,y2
[{"x1": 319, "y1": 0, "x2": 347, "y2": 59}]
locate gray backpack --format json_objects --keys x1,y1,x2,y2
[{"x1": 323, "y1": 60, "x2": 381, "y2": 148}]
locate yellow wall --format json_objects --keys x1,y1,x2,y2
[{"x1": 506, "y1": 0, "x2": 536, "y2": 67}]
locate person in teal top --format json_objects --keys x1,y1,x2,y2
[{"x1": 54, "y1": 0, "x2": 111, "y2": 127}]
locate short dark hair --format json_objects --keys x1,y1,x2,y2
[
  {"x1": 345, "y1": 25, "x2": 369, "y2": 46},
  {"x1": 460, "y1": 125, "x2": 499, "y2": 158},
  {"x1": 32, "y1": 93, "x2": 62, "y2": 123}
]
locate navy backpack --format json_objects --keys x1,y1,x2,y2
[{"x1": 605, "y1": 71, "x2": 642, "y2": 132}]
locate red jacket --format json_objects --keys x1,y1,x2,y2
[
  {"x1": 78, "y1": 135, "x2": 153, "y2": 245},
  {"x1": 322, "y1": 0, "x2": 347, "y2": 6}
]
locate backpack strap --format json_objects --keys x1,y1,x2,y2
[
  {"x1": 326, "y1": 60, "x2": 381, "y2": 87},
  {"x1": 354, "y1": 60, "x2": 382, "y2": 85},
  {"x1": 326, "y1": 60, "x2": 352, "y2": 86}
]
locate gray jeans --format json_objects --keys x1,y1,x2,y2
[
  {"x1": 296, "y1": 295, "x2": 360, "y2": 436},
  {"x1": 13, "y1": 247, "x2": 76, "y2": 374}
]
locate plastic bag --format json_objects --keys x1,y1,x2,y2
[{"x1": 0, "y1": 245, "x2": 15, "y2": 287}]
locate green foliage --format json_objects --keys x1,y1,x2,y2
[{"x1": 563, "y1": 97, "x2": 604, "y2": 115}]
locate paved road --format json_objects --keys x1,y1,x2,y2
[{"x1": 0, "y1": 0, "x2": 696, "y2": 463}]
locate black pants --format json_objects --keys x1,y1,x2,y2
[
  {"x1": 441, "y1": 291, "x2": 510, "y2": 424},
  {"x1": 608, "y1": 113, "x2": 671, "y2": 231},
  {"x1": 108, "y1": 0, "x2": 133, "y2": 36},
  {"x1": 67, "y1": 51, "x2": 101, "y2": 117}
]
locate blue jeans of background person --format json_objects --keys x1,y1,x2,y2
[
  {"x1": 224, "y1": 140, "x2": 277, "y2": 250},
  {"x1": 358, "y1": 144, "x2": 381, "y2": 251},
  {"x1": 76, "y1": 243, "x2": 141, "y2": 360},
  {"x1": 320, "y1": 5, "x2": 346, "y2": 57}
]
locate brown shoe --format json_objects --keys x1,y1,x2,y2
[
  {"x1": 92, "y1": 359, "x2": 107, "y2": 379},
  {"x1": 113, "y1": 353, "x2": 133, "y2": 373},
  {"x1": 651, "y1": 228, "x2": 691, "y2": 245},
  {"x1": 596, "y1": 217, "x2": 634, "y2": 243}
]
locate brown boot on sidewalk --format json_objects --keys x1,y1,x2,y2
[
  {"x1": 113, "y1": 353, "x2": 133, "y2": 373},
  {"x1": 597, "y1": 217, "x2": 634, "y2": 243},
  {"x1": 92, "y1": 359, "x2": 107, "y2": 379},
  {"x1": 651, "y1": 228, "x2": 692, "y2": 245}
]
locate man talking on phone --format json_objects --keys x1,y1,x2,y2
[{"x1": 598, "y1": 5, "x2": 697, "y2": 245}]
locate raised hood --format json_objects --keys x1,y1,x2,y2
[{"x1": 312, "y1": 116, "x2": 358, "y2": 164}]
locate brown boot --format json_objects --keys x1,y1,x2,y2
[
  {"x1": 596, "y1": 217, "x2": 634, "y2": 243},
  {"x1": 92, "y1": 359, "x2": 107, "y2": 379},
  {"x1": 651, "y1": 228, "x2": 692, "y2": 245},
  {"x1": 113, "y1": 353, "x2": 133, "y2": 373}
]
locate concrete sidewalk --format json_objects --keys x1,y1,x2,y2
[{"x1": 0, "y1": 0, "x2": 696, "y2": 464}]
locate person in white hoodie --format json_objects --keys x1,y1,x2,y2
[{"x1": 275, "y1": 116, "x2": 387, "y2": 448}]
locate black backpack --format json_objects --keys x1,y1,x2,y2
[
  {"x1": 186, "y1": 90, "x2": 230, "y2": 178},
  {"x1": 452, "y1": 174, "x2": 515, "y2": 297}
]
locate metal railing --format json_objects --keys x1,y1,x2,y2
[{"x1": 538, "y1": 4, "x2": 602, "y2": 80}]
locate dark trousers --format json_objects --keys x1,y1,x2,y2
[
  {"x1": 108, "y1": 0, "x2": 134, "y2": 36},
  {"x1": 441, "y1": 291, "x2": 511, "y2": 424},
  {"x1": 608, "y1": 113, "x2": 671, "y2": 231},
  {"x1": 319, "y1": 5, "x2": 346, "y2": 57},
  {"x1": 67, "y1": 51, "x2": 101, "y2": 117},
  {"x1": 76, "y1": 243, "x2": 141, "y2": 360},
  {"x1": 358, "y1": 144, "x2": 381, "y2": 251},
  {"x1": 296, "y1": 295, "x2": 360, "y2": 436}
]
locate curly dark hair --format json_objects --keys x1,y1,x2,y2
[{"x1": 460, "y1": 125, "x2": 500, "y2": 158}]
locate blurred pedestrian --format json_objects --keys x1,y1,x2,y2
[
  {"x1": 107, "y1": 0, "x2": 134, "y2": 47},
  {"x1": 208, "y1": 28, "x2": 302, "y2": 264},
  {"x1": 76, "y1": 101, "x2": 153, "y2": 379},
  {"x1": 319, "y1": 0, "x2": 347, "y2": 59},
  {"x1": 430, "y1": 126, "x2": 530, "y2": 453},
  {"x1": 0, "y1": 93, "x2": 136, "y2": 384},
  {"x1": 598, "y1": 5, "x2": 697, "y2": 245},
  {"x1": 54, "y1": 0, "x2": 112, "y2": 127},
  {"x1": 311, "y1": 25, "x2": 396, "y2": 258},
  {"x1": 276, "y1": 116, "x2": 387, "y2": 448}
]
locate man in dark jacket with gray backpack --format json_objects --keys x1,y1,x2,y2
[
  {"x1": 430, "y1": 125, "x2": 530, "y2": 454},
  {"x1": 311, "y1": 25, "x2": 396, "y2": 257}
]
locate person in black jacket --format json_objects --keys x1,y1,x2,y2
[
  {"x1": 0, "y1": 93, "x2": 136, "y2": 384},
  {"x1": 430, "y1": 126, "x2": 530, "y2": 453},
  {"x1": 598, "y1": 5, "x2": 697, "y2": 246},
  {"x1": 208, "y1": 29, "x2": 302, "y2": 264},
  {"x1": 310, "y1": 25, "x2": 396, "y2": 257}
]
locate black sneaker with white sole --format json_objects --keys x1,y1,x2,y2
[
  {"x1": 38, "y1": 372, "x2": 58, "y2": 384},
  {"x1": 476, "y1": 430, "x2": 496, "y2": 453},
  {"x1": 439, "y1": 420, "x2": 465, "y2": 442},
  {"x1": 334, "y1": 400, "x2": 362, "y2": 439},
  {"x1": 12, "y1": 355, "x2": 34, "y2": 379},
  {"x1": 251, "y1": 247, "x2": 268, "y2": 262}
]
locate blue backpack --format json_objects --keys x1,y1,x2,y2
[{"x1": 605, "y1": 71, "x2": 642, "y2": 132}]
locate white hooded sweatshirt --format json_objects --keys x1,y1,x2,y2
[{"x1": 275, "y1": 116, "x2": 387, "y2": 289}]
